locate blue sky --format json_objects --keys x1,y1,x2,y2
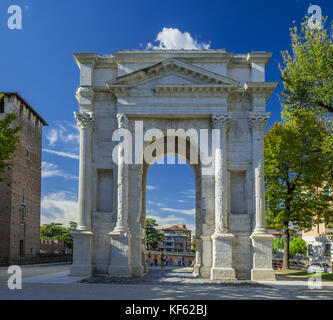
[{"x1": 0, "y1": 0, "x2": 332, "y2": 230}]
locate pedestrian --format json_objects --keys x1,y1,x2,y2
[
  {"x1": 169, "y1": 257, "x2": 173, "y2": 266},
  {"x1": 147, "y1": 252, "x2": 151, "y2": 266},
  {"x1": 177, "y1": 256, "x2": 182, "y2": 266},
  {"x1": 165, "y1": 256, "x2": 169, "y2": 266},
  {"x1": 154, "y1": 255, "x2": 158, "y2": 266},
  {"x1": 150, "y1": 257, "x2": 154, "y2": 267},
  {"x1": 161, "y1": 253, "x2": 165, "y2": 268},
  {"x1": 188, "y1": 258, "x2": 192, "y2": 266}
]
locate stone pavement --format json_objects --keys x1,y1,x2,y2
[{"x1": 0, "y1": 265, "x2": 332, "y2": 300}]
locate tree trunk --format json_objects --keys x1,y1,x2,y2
[{"x1": 283, "y1": 227, "x2": 290, "y2": 270}]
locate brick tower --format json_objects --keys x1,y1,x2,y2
[{"x1": 0, "y1": 93, "x2": 47, "y2": 265}]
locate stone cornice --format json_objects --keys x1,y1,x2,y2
[
  {"x1": 73, "y1": 52, "x2": 98, "y2": 67},
  {"x1": 244, "y1": 82, "x2": 278, "y2": 101},
  {"x1": 107, "y1": 58, "x2": 239, "y2": 87},
  {"x1": 246, "y1": 51, "x2": 273, "y2": 67},
  {"x1": 155, "y1": 85, "x2": 233, "y2": 95}
]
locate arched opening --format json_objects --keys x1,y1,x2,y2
[
  {"x1": 145, "y1": 156, "x2": 195, "y2": 269},
  {"x1": 138, "y1": 135, "x2": 203, "y2": 276}
]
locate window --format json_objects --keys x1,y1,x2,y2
[
  {"x1": 19, "y1": 240, "x2": 24, "y2": 258},
  {"x1": 0, "y1": 95, "x2": 4, "y2": 113},
  {"x1": 308, "y1": 244, "x2": 313, "y2": 257},
  {"x1": 324, "y1": 243, "x2": 331, "y2": 257},
  {"x1": 20, "y1": 204, "x2": 26, "y2": 225}
]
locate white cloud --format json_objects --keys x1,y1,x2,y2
[
  {"x1": 43, "y1": 148, "x2": 79, "y2": 160},
  {"x1": 177, "y1": 200, "x2": 185, "y2": 203},
  {"x1": 181, "y1": 189, "x2": 196, "y2": 199},
  {"x1": 147, "y1": 28, "x2": 211, "y2": 50},
  {"x1": 146, "y1": 185, "x2": 157, "y2": 191},
  {"x1": 41, "y1": 191, "x2": 78, "y2": 227},
  {"x1": 160, "y1": 207, "x2": 195, "y2": 216},
  {"x1": 147, "y1": 200, "x2": 165, "y2": 206},
  {"x1": 42, "y1": 162, "x2": 78, "y2": 180},
  {"x1": 46, "y1": 129, "x2": 58, "y2": 146},
  {"x1": 45, "y1": 121, "x2": 80, "y2": 147}
]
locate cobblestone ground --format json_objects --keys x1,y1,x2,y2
[
  {"x1": 0, "y1": 265, "x2": 333, "y2": 299},
  {"x1": 81, "y1": 267, "x2": 263, "y2": 287}
]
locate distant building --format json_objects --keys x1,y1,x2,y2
[
  {"x1": 161, "y1": 224, "x2": 192, "y2": 253},
  {"x1": 302, "y1": 187, "x2": 333, "y2": 262},
  {"x1": 0, "y1": 93, "x2": 47, "y2": 265},
  {"x1": 302, "y1": 220, "x2": 333, "y2": 262},
  {"x1": 40, "y1": 239, "x2": 65, "y2": 254},
  {"x1": 268, "y1": 230, "x2": 283, "y2": 239}
]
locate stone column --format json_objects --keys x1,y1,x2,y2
[
  {"x1": 108, "y1": 113, "x2": 131, "y2": 277},
  {"x1": 249, "y1": 112, "x2": 275, "y2": 281},
  {"x1": 70, "y1": 111, "x2": 94, "y2": 276},
  {"x1": 210, "y1": 113, "x2": 236, "y2": 280},
  {"x1": 128, "y1": 165, "x2": 144, "y2": 277}
]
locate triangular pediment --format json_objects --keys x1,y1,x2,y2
[{"x1": 106, "y1": 58, "x2": 239, "y2": 94}]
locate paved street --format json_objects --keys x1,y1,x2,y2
[{"x1": 0, "y1": 264, "x2": 332, "y2": 300}]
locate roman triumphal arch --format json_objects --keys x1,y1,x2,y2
[{"x1": 70, "y1": 49, "x2": 277, "y2": 280}]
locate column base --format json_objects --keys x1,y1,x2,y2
[
  {"x1": 70, "y1": 264, "x2": 93, "y2": 277},
  {"x1": 210, "y1": 232, "x2": 236, "y2": 280},
  {"x1": 193, "y1": 264, "x2": 201, "y2": 277},
  {"x1": 108, "y1": 229, "x2": 131, "y2": 277},
  {"x1": 251, "y1": 268, "x2": 276, "y2": 281},
  {"x1": 70, "y1": 230, "x2": 93, "y2": 277},
  {"x1": 250, "y1": 232, "x2": 275, "y2": 281},
  {"x1": 211, "y1": 267, "x2": 236, "y2": 280},
  {"x1": 131, "y1": 265, "x2": 144, "y2": 277}
]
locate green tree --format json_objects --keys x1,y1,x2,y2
[
  {"x1": 40, "y1": 223, "x2": 75, "y2": 248},
  {"x1": 0, "y1": 93, "x2": 21, "y2": 182},
  {"x1": 265, "y1": 109, "x2": 333, "y2": 269},
  {"x1": 280, "y1": 17, "x2": 333, "y2": 114},
  {"x1": 272, "y1": 238, "x2": 284, "y2": 255},
  {"x1": 289, "y1": 237, "x2": 307, "y2": 257},
  {"x1": 145, "y1": 218, "x2": 163, "y2": 250}
]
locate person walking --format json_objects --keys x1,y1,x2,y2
[
  {"x1": 147, "y1": 252, "x2": 151, "y2": 266},
  {"x1": 178, "y1": 256, "x2": 182, "y2": 266},
  {"x1": 154, "y1": 255, "x2": 158, "y2": 267},
  {"x1": 161, "y1": 252, "x2": 166, "y2": 268}
]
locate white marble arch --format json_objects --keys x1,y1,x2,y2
[{"x1": 70, "y1": 50, "x2": 278, "y2": 281}]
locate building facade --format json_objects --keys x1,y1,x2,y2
[
  {"x1": 302, "y1": 221, "x2": 333, "y2": 262},
  {"x1": 161, "y1": 224, "x2": 192, "y2": 253},
  {"x1": 0, "y1": 93, "x2": 47, "y2": 265},
  {"x1": 70, "y1": 49, "x2": 277, "y2": 280}
]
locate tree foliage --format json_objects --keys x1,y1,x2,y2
[
  {"x1": 289, "y1": 237, "x2": 307, "y2": 257},
  {"x1": 280, "y1": 17, "x2": 333, "y2": 114},
  {"x1": 145, "y1": 218, "x2": 163, "y2": 250},
  {"x1": 0, "y1": 94, "x2": 21, "y2": 182},
  {"x1": 265, "y1": 109, "x2": 333, "y2": 268},
  {"x1": 272, "y1": 238, "x2": 284, "y2": 255},
  {"x1": 40, "y1": 222, "x2": 77, "y2": 248}
]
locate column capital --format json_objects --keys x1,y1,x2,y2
[
  {"x1": 74, "y1": 111, "x2": 94, "y2": 129},
  {"x1": 211, "y1": 113, "x2": 231, "y2": 130},
  {"x1": 248, "y1": 112, "x2": 270, "y2": 131},
  {"x1": 117, "y1": 113, "x2": 129, "y2": 129}
]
